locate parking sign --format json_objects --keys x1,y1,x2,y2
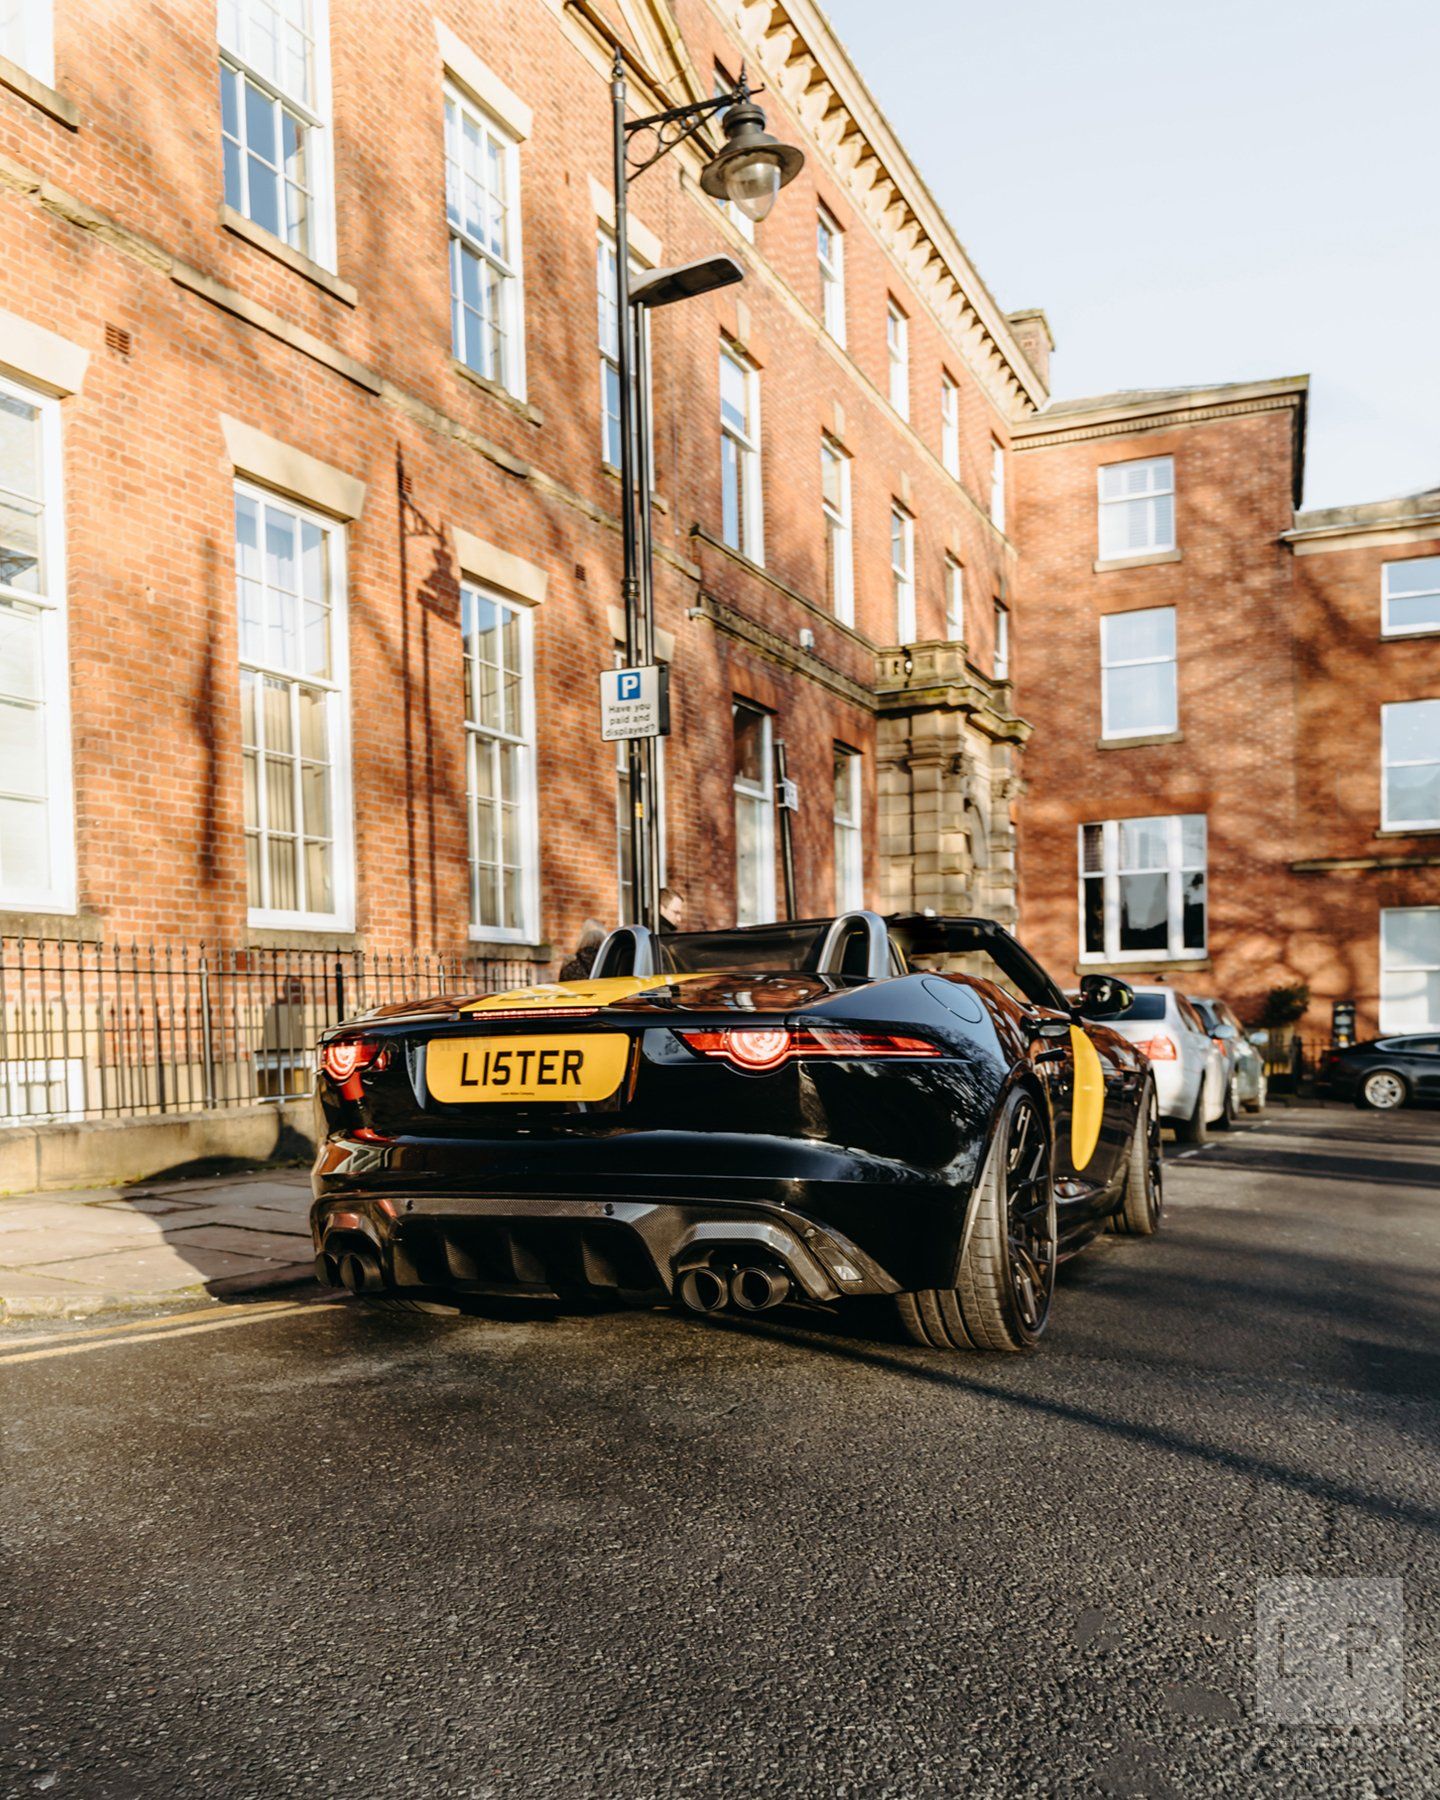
[{"x1": 599, "y1": 665, "x2": 670, "y2": 741}]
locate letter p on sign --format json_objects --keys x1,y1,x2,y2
[{"x1": 619, "y1": 671, "x2": 642, "y2": 701}]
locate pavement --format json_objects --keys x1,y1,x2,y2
[
  {"x1": 0, "y1": 1168, "x2": 314, "y2": 1319},
  {"x1": 0, "y1": 1103, "x2": 1436, "y2": 1797}
]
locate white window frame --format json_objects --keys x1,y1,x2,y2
[
  {"x1": 940, "y1": 373, "x2": 960, "y2": 479},
  {"x1": 817, "y1": 204, "x2": 845, "y2": 344},
  {"x1": 1078, "y1": 815, "x2": 1207, "y2": 965},
  {"x1": 993, "y1": 600, "x2": 1010, "y2": 680},
  {"x1": 944, "y1": 556, "x2": 964, "y2": 643},
  {"x1": 0, "y1": 372, "x2": 74, "y2": 914},
  {"x1": 445, "y1": 81, "x2": 526, "y2": 399},
  {"x1": 1100, "y1": 606, "x2": 1178, "y2": 739},
  {"x1": 1098, "y1": 455, "x2": 1175, "y2": 559},
  {"x1": 1381, "y1": 699, "x2": 1440, "y2": 830},
  {"x1": 990, "y1": 437, "x2": 1006, "y2": 531},
  {"x1": 886, "y1": 300, "x2": 910, "y2": 420},
  {"x1": 218, "y1": 0, "x2": 336, "y2": 269},
  {"x1": 463, "y1": 580, "x2": 539, "y2": 943},
  {"x1": 821, "y1": 436, "x2": 854, "y2": 627},
  {"x1": 719, "y1": 341, "x2": 763, "y2": 564},
  {"x1": 1382, "y1": 557, "x2": 1440, "y2": 639},
  {"x1": 733, "y1": 702, "x2": 775, "y2": 927},
  {"x1": 2, "y1": 0, "x2": 55, "y2": 83},
  {"x1": 833, "y1": 746, "x2": 863, "y2": 911},
  {"x1": 234, "y1": 479, "x2": 354, "y2": 931},
  {"x1": 1380, "y1": 906, "x2": 1440, "y2": 1033},
  {"x1": 891, "y1": 504, "x2": 915, "y2": 643}
]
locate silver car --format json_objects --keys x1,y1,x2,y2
[
  {"x1": 1102, "y1": 984, "x2": 1227, "y2": 1143},
  {"x1": 1189, "y1": 996, "x2": 1268, "y2": 1118}
]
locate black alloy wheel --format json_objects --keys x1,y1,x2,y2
[
  {"x1": 1004, "y1": 1094, "x2": 1057, "y2": 1335},
  {"x1": 896, "y1": 1085, "x2": 1057, "y2": 1353}
]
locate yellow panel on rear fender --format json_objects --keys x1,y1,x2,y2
[{"x1": 1070, "y1": 1025, "x2": 1106, "y2": 1171}]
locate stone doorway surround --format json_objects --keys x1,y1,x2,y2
[{"x1": 874, "y1": 641, "x2": 1029, "y2": 926}]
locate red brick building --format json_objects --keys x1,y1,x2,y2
[
  {"x1": 0, "y1": 0, "x2": 1040, "y2": 1001},
  {"x1": 1, "y1": 0, "x2": 1434, "y2": 1133},
  {"x1": 1013, "y1": 381, "x2": 1439, "y2": 1039}
]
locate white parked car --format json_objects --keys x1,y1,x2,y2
[{"x1": 1101, "y1": 984, "x2": 1228, "y2": 1143}]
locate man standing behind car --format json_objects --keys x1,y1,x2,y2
[{"x1": 659, "y1": 887, "x2": 685, "y2": 932}]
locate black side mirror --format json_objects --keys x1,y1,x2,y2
[{"x1": 1077, "y1": 973, "x2": 1134, "y2": 1019}]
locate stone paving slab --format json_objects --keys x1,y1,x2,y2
[
  {"x1": 0, "y1": 1167, "x2": 317, "y2": 1320},
  {"x1": 165, "y1": 1225, "x2": 315, "y2": 1261},
  {"x1": 24, "y1": 1245, "x2": 276, "y2": 1289}
]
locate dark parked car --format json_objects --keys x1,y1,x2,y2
[
  {"x1": 311, "y1": 911, "x2": 1163, "y2": 1354},
  {"x1": 1318, "y1": 1034, "x2": 1440, "y2": 1110}
]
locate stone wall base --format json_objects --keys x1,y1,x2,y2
[{"x1": 0, "y1": 1101, "x2": 318, "y2": 1194}]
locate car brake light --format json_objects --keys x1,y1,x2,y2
[
  {"x1": 1134, "y1": 1035, "x2": 1179, "y2": 1061},
  {"x1": 321, "y1": 1036, "x2": 389, "y2": 1096},
  {"x1": 678, "y1": 1027, "x2": 942, "y2": 1072}
]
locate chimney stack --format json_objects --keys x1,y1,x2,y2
[{"x1": 1006, "y1": 309, "x2": 1054, "y2": 393}]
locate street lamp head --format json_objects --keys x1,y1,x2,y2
[{"x1": 699, "y1": 97, "x2": 804, "y2": 224}]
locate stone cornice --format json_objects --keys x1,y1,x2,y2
[
  {"x1": 712, "y1": 0, "x2": 1047, "y2": 418},
  {"x1": 1012, "y1": 377, "x2": 1309, "y2": 450},
  {"x1": 872, "y1": 643, "x2": 1031, "y2": 743},
  {"x1": 1286, "y1": 490, "x2": 1440, "y2": 547},
  {"x1": 689, "y1": 525, "x2": 878, "y2": 649},
  {"x1": 1291, "y1": 853, "x2": 1440, "y2": 872},
  {"x1": 690, "y1": 591, "x2": 877, "y2": 711}
]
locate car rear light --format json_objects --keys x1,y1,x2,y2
[
  {"x1": 678, "y1": 1026, "x2": 942, "y2": 1072},
  {"x1": 1134, "y1": 1035, "x2": 1179, "y2": 1061},
  {"x1": 321, "y1": 1036, "x2": 390, "y2": 1097}
]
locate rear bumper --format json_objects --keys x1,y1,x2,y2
[
  {"x1": 311, "y1": 1126, "x2": 984, "y2": 1300},
  {"x1": 1149, "y1": 1060, "x2": 1198, "y2": 1122},
  {"x1": 310, "y1": 1189, "x2": 902, "y2": 1303}
]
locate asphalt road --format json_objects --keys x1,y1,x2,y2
[{"x1": 2, "y1": 1104, "x2": 1436, "y2": 1798}]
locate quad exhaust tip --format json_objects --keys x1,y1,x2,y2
[
  {"x1": 319, "y1": 1237, "x2": 384, "y2": 1294},
  {"x1": 730, "y1": 1263, "x2": 791, "y2": 1313},
  {"x1": 677, "y1": 1259, "x2": 792, "y2": 1315},
  {"x1": 677, "y1": 1265, "x2": 729, "y2": 1314}
]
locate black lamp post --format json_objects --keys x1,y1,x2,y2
[{"x1": 610, "y1": 51, "x2": 804, "y2": 931}]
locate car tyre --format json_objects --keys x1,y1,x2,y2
[
  {"x1": 1108, "y1": 1082, "x2": 1163, "y2": 1236},
  {"x1": 1173, "y1": 1081, "x2": 1208, "y2": 1145},
  {"x1": 895, "y1": 1086, "x2": 1056, "y2": 1354},
  {"x1": 1244, "y1": 1072, "x2": 1267, "y2": 1114},
  {"x1": 1357, "y1": 1070, "x2": 1408, "y2": 1112},
  {"x1": 1214, "y1": 1074, "x2": 1238, "y2": 1130}
]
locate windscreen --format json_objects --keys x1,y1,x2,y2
[
  {"x1": 1114, "y1": 993, "x2": 1168, "y2": 1022},
  {"x1": 655, "y1": 921, "x2": 831, "y2": 975}
]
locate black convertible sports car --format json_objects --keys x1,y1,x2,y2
[{"x1": 311, "y1": 912, "x2": 1162, "y2": 1352}]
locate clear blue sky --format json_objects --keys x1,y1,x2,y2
[{"x1": 821, "y1": 0, "x2": 1438, "y2": 509}]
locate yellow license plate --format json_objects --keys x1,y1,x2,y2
[{"x1": 425, "y1": 1034, "x2": 630, "y2": 1103}]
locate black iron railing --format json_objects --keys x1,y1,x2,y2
[{"x1": 0, "y1": 938, "x2": 545, "y2": 1125}]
